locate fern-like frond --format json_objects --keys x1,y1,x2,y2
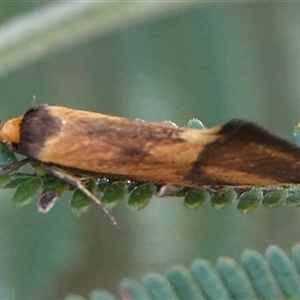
[{"x1": 66, "y1": 244, "x2": 300, "y2": 300}]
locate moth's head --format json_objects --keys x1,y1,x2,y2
[{"x1": 0, "y1": 116, "x2": 23, "y2": 144}]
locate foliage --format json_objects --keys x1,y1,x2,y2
[{"x1": 66, "y1": 244, "x2": 300, "y2": 299}]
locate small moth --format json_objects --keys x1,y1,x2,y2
[{"x1": 1, "y1": 104, "x2": 300, "y2": 224}]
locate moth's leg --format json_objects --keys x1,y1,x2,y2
[
  {"x1": 0, "y1": 158, "x2": 29, "y2": 175},
  {"x1": 41, "y1": 164, "x2": 118, "y2": 227}
]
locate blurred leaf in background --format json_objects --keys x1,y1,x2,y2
[{"x1": 1, "y1": 1, "x2": 300, "y2": 299}]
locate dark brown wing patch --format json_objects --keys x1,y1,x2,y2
[
  {"x1": 18, "y1": 105, "x2": 62, "y2": 158},
  {"x1": 186, "y1": 120, "x2": 300, "y2": 186}
]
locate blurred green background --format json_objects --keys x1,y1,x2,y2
[{"x1": 1, "y1": 2, "x2": 300, "y2": 299}]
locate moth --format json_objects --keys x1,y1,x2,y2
[{"x1": 1, "y1": 104, "x2": 300, "y2": 224}]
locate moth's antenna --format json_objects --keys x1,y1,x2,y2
[{"x1": 31, "y1": 95, "x2": 37, "y2": 107}]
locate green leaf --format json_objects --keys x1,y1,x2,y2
[
  {"x1": 42, "y1": 177, "x2": 69, "y2": 195},
  {"x1": 292, "y1": 243, "x2": 300, "y2": 274},
  {"x1": 89, "y1": 290, "x2": 117, "y2": 300},
  {"x1": 162, "y1": 120, "x2": 178, "y2": 127},
  {"x1": 120, "y1": 279, "x2": 151, "y2": 300},
  {"x1": 101, "y1": 181, "x2": 127, "y2": 209},
  {"x1": 127, "y1": 183, "x2": 156, "y2": 211},
  {"x1": 31, "y1": 163, "x2": 47, "y2": 177},
  {"x1": 216, "y1": 257, "x2": 256, "y2": 299},
  {"x1": 184, "y1": 189, "x2": 209, "y2": 209},
  {"x1": 262, "y1": 189, "x2": 288, "y2": 208},
  {"x1": 0, "y1": 142, "x2": 17, "y2": 167},
  {"x1": 285, "y1": 187, "x2": 300, "y2": 206},
  {"x1": 167, "y1": 265, "x2": 204, "y2": 300},
  {"x1": 210, "y1": 187, "x2": 237, "y2": 209},
  {"x1": 12, "y1": 175, "x2": 41, "y2": 206},
  {"x1": 5, "y1": 172, "x2": 34, "y2": 189},
  {"x1": 0, "y1": 175, "x2": 13, "y2": 189},
  {"x1": 186, "y1": 118, "x2": 205, "y2": 129},
  {"x1": 242, "y1": 250, "x2": 280, "y2": 299},
  {"x1": 237, "y1": 188, "x2": 263, "y2": 213},
  {"x1": 71, "y1": 189, "x2": 91, "y2": 213},
  {"x1": 70, "y1": 180, "x2": 96, "y2": 213},
  {"x1": 191, "y1": 259, "x2": 230, "y2": 300},
  {"x1": 95, "y1": 178, "x2": 109, "y2": 192},
  {"x1": 266, "y1": 245, "x2": 300, "y2": 298},
  {"x1": 143, "y1": 273, "x2": 179, "y2": 300}
]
